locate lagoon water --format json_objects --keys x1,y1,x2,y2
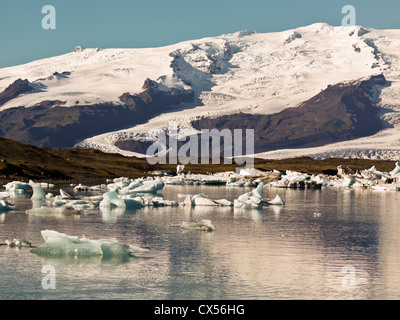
[{"x1": 1, "y1": 184, "x2": 400, "y2": 300}]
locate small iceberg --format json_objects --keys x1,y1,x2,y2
[
  {"x1": 29, "y1": 180, "x2": 46, "y2": 200},
  {"x1": 31, "y1": 230, "x2": 149, "y2": 257},
  {"x1": 172, "y1": 219, "x2": 216, "y2": 232},
  {"x1": 234, "y1": 185, "x2": 264, "y2": 209},
  {"x1": 4, "y1": 239, "x2": 33, "y2": 248},
  {"x1": 26, "y1": 206, "x2": 81, "y2": 216},
  {"x1": 266, "y1": 194, "x2": 285, "y2": 206},
  {"x1": 100, "y1": 191, "x2": 126, "y2": 210},
  {"x1": 181, "y1": 194, "x2": 233, "y2": 207},
  {"x1": 4, "y1": 181, "x2": 30, "y2": 195}
]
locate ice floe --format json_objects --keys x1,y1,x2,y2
[
  {"x1": 30, "y1": 230, "x2": 149, "y2": 257},
  {"x1": 172, "y1": 219, "x2": 216, "y2": 232},
  {"x1": 3, "y1": 239, "x2": 33, "y2": 248}
]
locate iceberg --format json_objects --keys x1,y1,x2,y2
[
  {"x1": 4, "y1": 239, "x2": 32, "y2": 248},
  {"x1": 26, "y1": 206, "x2": 81, "y2": 216},
  {"x1": 99, "y1": 191, "x2": 126, "y2": 210},
  {"x1": 4, "y1": 181, "x2": 29, "y2": 194},
  {"x1": 390, "y1": 162, "x2": 400, "y2": 177},
  {"x1": 60, "y1": 189, "x2": 73, "y2": 199},
  {"x1": 29, "y1": 180, "x2": 46, "y2": 200},
  {"x1": 172, "y1": 219, "x2": 216, "y2": 232},
  {"x1": 31, "y1": 230, "x2": 149, "y2": 257},
  {"x1": 176, "y1": 164, "x2": 185, "y2": 175},
  {"x1": 181, "y1": 194, "x2": 233, "y2": 207},
  {"x1": 267, "y1": 194, "x2": 285, "y2": 206},
  {"x1": 129, "y1": 180, "x2": 165, "y2": 193}
]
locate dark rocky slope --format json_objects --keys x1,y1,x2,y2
[
  {"x1": 191, "y1": 74, "x2": 387, "y2": 153},
  {"x1": 0, "y1": 78, "x2": 193, "y2": 148}
]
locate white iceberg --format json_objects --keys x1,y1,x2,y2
[
  {"x1": 129, "y1": 180, "x2": 164, "y2": 193},
  {"x1": 172, "y1": 219, "x2": 216, "y2": 232},
  {"x1": 176, "y1": 164, "x2": 185, "y2": 175},
  {"x1": 182, "y1": 194, "x2": 233, "y2": 207},
  {"x1": 4, "y1": 181, "x2": 29, "y2": 194},
  {"x1": 267, "y1": 194, "x2": 285, "y2": 206},
  {"x1": 390, "y1": 162, "x2": 400, "y2": 177},
  {"x1": 99, "y1": 191, "x2": 126, "y2": 210},
  {"x1": 29, "y1": 180, "x2": 46, "y2": 200},
  {"x1": 4, "y1": 239, "x2": 32, "y2": 248},
  {"x1": 31, "y1": 230, "x2": 149, "y2": 257},
  {"x1": 60, "y1": 189, "x2": 72, "y2": 199},
  {"x1": 26, "y1": 206, "x2": 81, "y2": 216}
]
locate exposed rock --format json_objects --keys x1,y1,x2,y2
[
  {"x1": 192, "y1": 75, "x2": 388, "y2": 154},
  {"x1": 0, "y1": 78, "x2": 194, "y2": 148},
  {"x1": 0, "y1": 79, "x2": 35, "y2": 107}
]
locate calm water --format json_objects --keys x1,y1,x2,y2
[{"x1": 0, "y1": 185, "x2": 400, "y2": 300}]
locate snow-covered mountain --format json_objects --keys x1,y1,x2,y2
[{"x1": 1, "y1": 23, "x2": 400, "y2": 160}]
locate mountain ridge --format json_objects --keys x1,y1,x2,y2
[{"x1": 1, "y1": 23, "x2": 400, "y2": 159}]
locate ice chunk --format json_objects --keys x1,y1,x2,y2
[
  {"x1": 390, "y1": 162, "x2": 400, "y2": 177},
  {"x1": 99, "y1": 191, "x2": 126, "y2": 210},
  {"x1": 0, "y1": 192, "x2": 10, "y2": 200},
  {"x1": 26, "y1": 206, "x2": 81, "y2": 215},
  {"x1": 4, "y1": 181, "x2": 29, "y2": 194},
  {"x1": 4, "y1": 239, "x2": 32, "y2": 248},
  {"x1": 267, "y1": 194, "x2": 285, "y2": 206},
  {"x1": 234, "y1": 185, "x2": 264, "y2": 209},
  {"x1": 31, "y1": 230, "x2": 149, "y2": 257},
  {"x1": 29, "y1": 180, "x2": 46, "y2": 200},
  {"x1": 151, "y1": 197, "x2": 178, "y2": 207},
  {"x1": 226, "y1": 177, "x2": 245, "y2": 187},
  {"x1": 130, "y1": 180, "x2": 165, "y2": 193},
  {"x1": 74, "y1": 184, "x2": 90, "y2": 191},
  {"x1": 214, "y1": 199, "x2": 233, "y2": 206},
  {"x1": 60, "y1": 189, "x2": 72, "y2": 199},
  {"x1": 192, "y1": 194, "x2": 219, "y2": 206},
  {"x1": 176, "y1": 165, "x2": 185, "y2": 175},
  {"x1": 172, "y1": 219, "x2": 216, "y2": 232}
]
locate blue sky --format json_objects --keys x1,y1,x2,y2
[{"x1": 0, "y1": 0, "x2": 399, "y2": 68}]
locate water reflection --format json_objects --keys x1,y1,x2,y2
[{"x1": 0, "y1": 186, "x2": 400, "y2": 299}]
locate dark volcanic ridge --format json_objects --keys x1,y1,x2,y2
[
  {"x1": 0, "y1": 78, "x2": 193, "y2": 148},
  {"x1": 116, "y1": 74, "x2": 388, "y2": 155},
  {"x1": 191, "y1": 74, "x2": 387, "y2": 153}
]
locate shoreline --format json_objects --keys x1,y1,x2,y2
[{"x1": 0, "y1": 156, "x2": 397, "y2": 187}]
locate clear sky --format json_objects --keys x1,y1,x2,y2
[{"x1": 0, "y1": 0, "x2": 399, "y2": 68}]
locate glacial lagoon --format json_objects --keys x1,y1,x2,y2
[{"x1": 1, "y1": 183, "x2": 400, "y2": 300}]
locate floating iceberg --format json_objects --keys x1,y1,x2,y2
[
  {"x1": 29, "y1": 180, "x2": 46, "y2": 200},
  {"x1": 4, "y1": 239, "x2": 32, "y2": 248},
  {"x1": 31, "y1": 230, "x2": 149, "y2": 257},
  {"x1": 60, "y1": 189, "x2": 72, "y2": 199},
  {"x1": 128, "y1": 180, "x2": 164, "y2": 193},
  {"x1": 181, "y1": 194, "x2": 233, "y2": 207},
  {"x1": 390, "y1": 162, "x2": 400, "y2": 177},
  {"x1": 115, "y1": 179, "x2": 165, "y2": 194},
  {"x1": 234, "y1": 185, "x2": 264, "y2": 208},
  {"x1": 4, "y1": 181, "x2": 29, "y2": 194},
  {"x1": 266, "y1": 194, "x2": 285, "y2": 206},
  {"x1": 26, "y1": 206, "x2": 81, "y2": 216},
  {"x1": 176, "y1": 164, "x2": 185, "y2": 175},
  {"x1": 172, "y1": 219, "x2": 216, "y2": 232},
  {"x1": 99, "y1": 191, "x2": 126, "y2": 210}
]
